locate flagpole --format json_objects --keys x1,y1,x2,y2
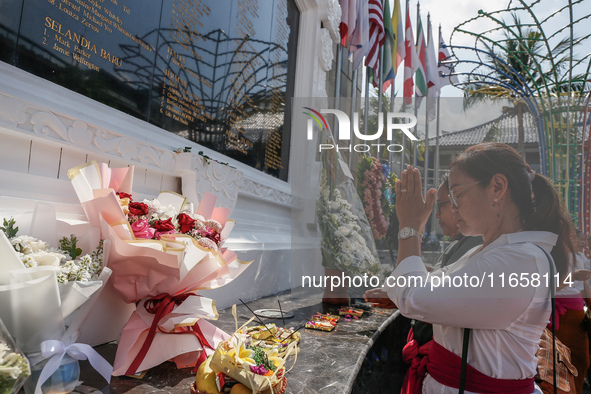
[
  {"x1": 335, "y1": 45, "x2": 343, "y2": 109},
  {"x1": 401, "y1": 105, "x2": 407, "y2": 175},
  {"x1": 363, "y1": 2, "x2": 369, "y2": 138},
  {"x1": 385, "y1": 0, "x2": 397, "y2": 176},
  {"x1": 390, "y1": 79, "x2": 396, "y2": 179},
  {"x1": 364, "y1": 67, "x2": 370, "y2": 137},
  {"x1": 412, "y1": 1, "x2": 420, "y2": 168},
  {"x1": 389, "y1": 82, "x2": 396, "y2": 175},
  {"x1": 435, "y1": 93, "x2": 440, "y2": 188},
  {"x1": 349, "y1": 69, "x2": 358, "y2": 170},
  {"x1": 378, "y1": 40, "x2": 384, "y2": 143},
  {"x1": 413, "y1": 106, "x2": 418, "y2": 167},
  {"x1": 389, "y1": 0, "x2": 398, "y2": 175},
  {"x1": 423, "y1": 13, "x2": 431, "y2": 197},
  {"x1": 401, "y1": 0, "x2": 410, "y2": 176},
  {"x1": 334, "y1": 45, "x2": 345, "y2": 171},
  {"x1": 424, "y1": 115, "x2": 429, "y2": 192},
  {"x1": 378, "y1": 0, "x2": 385, "y2": 158},
  {"x1": 434, "y1": 25, "x2": 442, "y2": 193},
  {"x1": 432, "y1": 25, "x2": 443, "y2": 236}
]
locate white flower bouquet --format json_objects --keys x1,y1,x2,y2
[
  {"x1": 0, "y1": 214, "x2": 112, "y2": 394},
  {"x1": 0, "y1": 318, "x2": 30, "y2": 394},
  {"x1": 315, "y1": 137, "x2": 385, "y2": 279}
]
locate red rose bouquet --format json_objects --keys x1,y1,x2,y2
[
  {"x1": 68, "y1": 162, "x2": 252, "y2": 376},
  {"x1": 117, "y1": 191, "x2": 226, "y2": 251}
]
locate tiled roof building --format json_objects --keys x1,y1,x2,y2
[{"x1": 429, "y1": 111, "x2": 541, "y2": 174}]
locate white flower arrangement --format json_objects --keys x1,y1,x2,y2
[
  {"x1": 4, "y1": 219, "x2": 104, "y2": 285},
  {"x1": 10, "y1": 235, "x2": 49, "y2": 255},
  {"x1": 0, "y1": 342, "x2": 30, "y2": 394},
  {"x1": 55, "y1": 255, "x2": 102, "y2": 284},
  {"x1": 317, "y1": 171, "x2": 385, "y2": 279},
  {"x1": 0, "y1": 342, "x2": 29, "y2": 383},
  {"x1": 144, "y1": 199, "x2": 178, "y2": 221}
]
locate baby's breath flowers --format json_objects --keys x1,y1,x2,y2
[
  {"x1": 0, "y1": 342, "x2": 30, "y2": 394},
  {"x1": 2, "y1": 219, "x2": 104, "y2": 284}
]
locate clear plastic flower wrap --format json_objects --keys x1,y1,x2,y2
[
  {"x1": 0, "y1": 210, "x2": 112, "y2": 394},
  {"x1": 316, "y1": 129, "x2": 387, "y2": 280},
  {"x1": 0, "y1": 318, "x2": 30, "y2": 394}
]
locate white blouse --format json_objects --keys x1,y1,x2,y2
[
  {"x1": 556, "y1": 251, "x2": 589, "y2": 297},
  {"x1": 386, "y1": 231, "x2": 558, "y2": 394}
]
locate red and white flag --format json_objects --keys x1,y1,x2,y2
[
  {"x1": 438, "y1": 31, "x2": 459, "y2": 87},
  {"x1": 403, "y1": 2, "x2": 419, "y2": 104},
  {"x1": 350, "y1": 0, "x2": 369, "y2": 69},
  {"x1": 364, "y1": 0, "x2": 385, "y2": 84},
  {"x1": 393, "y1": 0, "x2": 405, "y2": 72},
  {"x1": 339, "y1": 0, "x2": 357, "y2": 48},
  {"x1": 415, "y1": 14, "x2": 427, "y2": 99}
]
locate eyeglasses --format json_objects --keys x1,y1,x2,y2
[
  {"x1": 435, "y1": 200, "x2": 450, "y2": 214},
  {"x1": 448, "y1": 180, "x2": 486, "y2": 208}
]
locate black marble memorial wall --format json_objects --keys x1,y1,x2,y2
[{"x1": 0, "y1": 0, "x2": 298, "y2": 180}]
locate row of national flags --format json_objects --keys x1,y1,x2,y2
[{"x1": 339, "y1": 0, "x2": 459, "y2": 118}]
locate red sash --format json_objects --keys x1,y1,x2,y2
[
  {"x1": 550, "y1": 296, "x2": 584, "y2": 329},
  {"x1": 402, "y1": 329, "x2": 535, "y2": 394},
  {"x1": 401, "y1": 329, "x2": 431, "y2": 394}
]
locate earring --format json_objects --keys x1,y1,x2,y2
[{"x1": 492, "y1": 197, "x2": 498, "y2": 207}]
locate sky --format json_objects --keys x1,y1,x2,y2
[
  {"x1": 386, "y1": 0, "x2": 591, "y2": 99},
  {"x1": 411, "y1": 0, "x2": 506, "y2": 98},
  {"x1": 365, "y1": 0, "x2": 591, "y2": 130}
]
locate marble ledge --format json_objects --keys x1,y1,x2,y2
[{"x1": 73, "y1": 288, "x2": 402, "y2": 394}]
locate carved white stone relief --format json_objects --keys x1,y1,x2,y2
[
  {"x1": 319, "y1": 0, "x2": 341, "y2": 43},
  {"x1": 313, "y1": 0, "x2": 338, "y2": 99},
  {"x1": 240, "y1": 177, "x2": 298, "y2": 208},
  {"x1": 175, "y1": 152, "x2": 301, "y2": 210},
  {"x1": 313, "y1": 29, "x2": 335, "y2": 98},
  {"x1": 30, "y1": 111, "x2": 68, "y2": 140},
  {"x1": 1, "y1": 92, "x2": 299, "y2": 209},
  {"x1": 313, "y1": 57, "x2": 321, "y2": 97},
  {"x1": 0, "y1": 93, "x2": 28, "y2": 128},
  {"x1": 175, "y1": 153, "x2": 244, "y2": 211},
  {"x1": 318, "y1": 29, "x2": 334, "y2": 72},
  {"x1": 0, "y1": 93, "x2": 178, "y2": 172},
  {"x1": 66, "y1": 120, "x2": 93, "y2": 147}
]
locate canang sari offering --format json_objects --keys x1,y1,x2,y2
[{"x1": 68, "y1": 162, "x2": 253, "y2": 376}]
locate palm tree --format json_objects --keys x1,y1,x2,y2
[
  {"x1": 448, "y1": 0, "x2": 591, "y2": 234},
  {"x1": 461, "y1": 13, "x2": 573, "y2": 158}
]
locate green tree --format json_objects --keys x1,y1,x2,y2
[
  {"x1": 451, "y1": 0, "x2": 591, "y2": 219},
  {"x1": 461, "y1": 13, "x2": 573, "y2": 158}
]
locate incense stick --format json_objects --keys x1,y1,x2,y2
[
  {"x1": 277, "y1": 297, "x2": 286, "y2": 328},
  {"x1": 238, "y1": 298, "x2": 276, "y2": 338},
  {"x1": 280, "y1": 324, "x2": 303, "y2": 343}
]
